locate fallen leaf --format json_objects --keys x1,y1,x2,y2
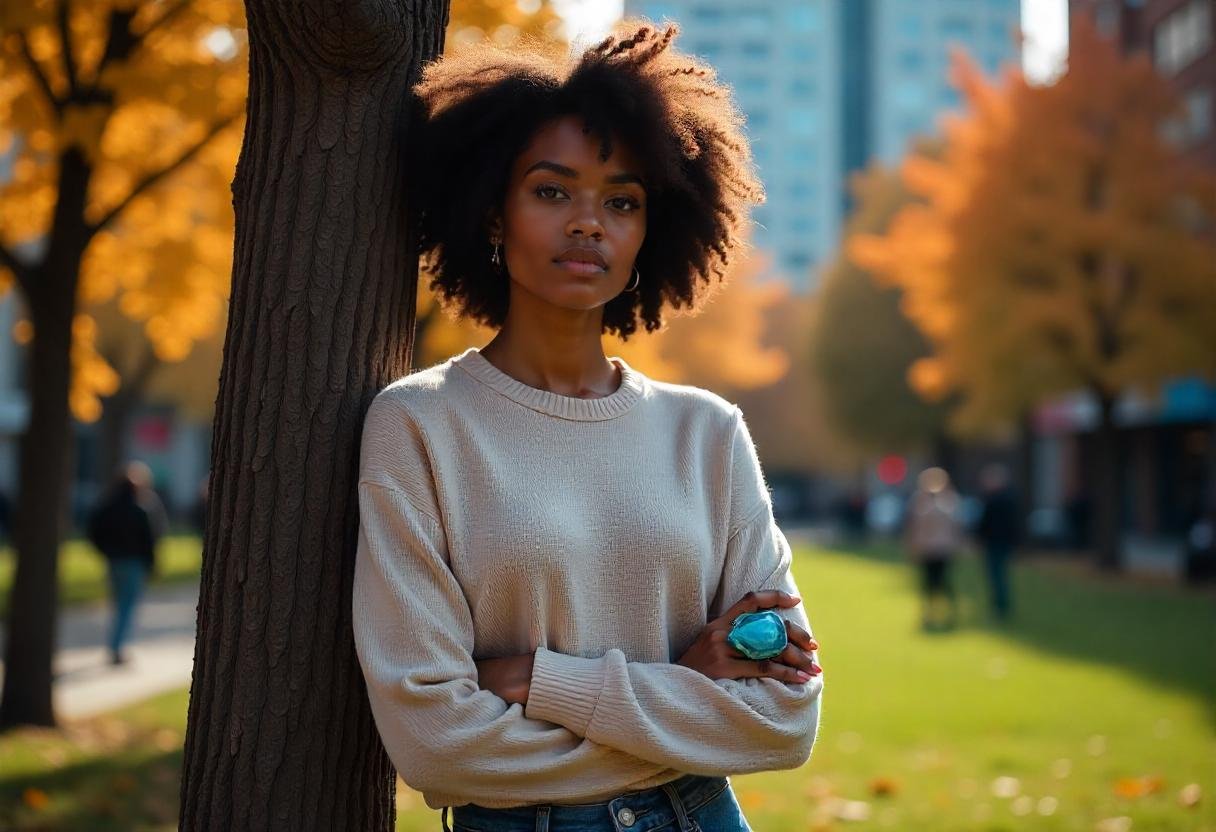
[
  {"x1": 1113, "y1": 775, "x2": 1163, "y2": 799},
  {"x1": 868, "y1": 776, "x2": 899, "y2": 797},
  {"x1": 22, "y1": 787, "x2": 50, "y2": 811},
  {"x1": 111, "y1": 772, "x2": 138, "y2": 793}
]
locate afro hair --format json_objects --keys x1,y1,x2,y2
[{"x1": 410, "y1": 18, "x2": 764, "y2": 339}]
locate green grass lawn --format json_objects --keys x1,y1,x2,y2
[
  {"x1": 1, "y1": 541, "x2": 1213, "y2": 831},
  {"x1": 0, "y1": 534, "x2": 204, "y2": 618}
]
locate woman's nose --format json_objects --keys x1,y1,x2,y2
[{"x1": 565, "y1": 201, "x2": 604, "y2": 239}]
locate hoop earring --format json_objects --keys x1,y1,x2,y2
[
  {"x1": 625, "y1": 266, "x2": 640, "y2": 292},
  {"x1": 491, "y1": 241, "x2": 502, "y2": 269}
]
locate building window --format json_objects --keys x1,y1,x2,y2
[
  {"x1": 1154, "y1": 0, "x2": 1213, "y2": 74},
  {"x1": 898, "y1": 13, "x2": 924, "y2": 39},
  {"x1": 748, "y1": 110, "x2": 772, "y2": 130},
  {"x1": 789, "y1": 41, "x2": 817, "y2": 63},
  {"x1": 738, "y1": 8, "x2": 775, "y2": 31},
  {"x1": 691, "y1": 6, "x2": 725, "y2": 25},
  {"x1": 741, "y1": 40, "x2": 772, "y2": 59},
  {"x1": 788, "y1": 179, "x2": 816, "y2": 199},
  {"x1": 788, "y1": 142, "x2": 819, "y2": 164},
  {"x1": 783, "y1": 250, "x2": 813, "y2": 272},
  {"x1": 789, "y1": 78, "x2": 817, "y2": 98},
  {"x1": 941, "y1": 16, "x2": 974, "y2": 40},
  {"x1": 789, "y1": 215, "x2": 819, "y2": 234},
  {"x1": 897, "y1": 48, "x2": 926, "y2": 73},
  {"x1": 1182, "y1": 88, "x2": 1213, "y2": 143},
  {"x1": 785, "y1": 6, "x2": 823, "y2": 33},
  {"x1": 788, "y1": 108, "x2": 817, "y2": 137},
  {"x1": 739, "y1": 75, "x2": 769, "y2": 95}
]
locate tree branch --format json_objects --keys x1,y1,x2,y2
[
  {"x1": 17, "y1": 31, "x2": 63, "y2": 114},
  {"x1": 58, "y1": 0, "x2": 79, "y2": 97},
  {"x1": 94, "y1": 0, "x2": 192, "y2": 83},
  {"x1": 136, "y1": 0, "x2": 194, "y2": 41},
  {"x1": 0, "y1": 240, "x2": 35, "y2": 294},
  {"x1": 87, "y1": 111, "x2": 243, "y2": 237}
]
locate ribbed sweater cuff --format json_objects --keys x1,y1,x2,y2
[{"x1": 524, "y1": 646, "x2": 608, "y2": 736}]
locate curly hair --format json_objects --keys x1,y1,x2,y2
[{"x1": 409, "y1": 18, "x2": 764, "y2": 340}]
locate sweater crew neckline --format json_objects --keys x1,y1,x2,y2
[{"x1": 452, "y1": 347, "x2": 645, "y2": 421}]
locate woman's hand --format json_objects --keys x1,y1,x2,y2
[
  {"x1": 474, "y1": 654, "x2": 534, "y2": 705},
  {"x1": 676, "y1": 590, "x2": 822, "y2": 684}
]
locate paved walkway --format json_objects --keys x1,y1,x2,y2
[{"x1": 0, "y1": 581, "x2": 200, "y2": 720}]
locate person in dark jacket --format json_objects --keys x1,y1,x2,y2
[
  {"x1": 976, "y1": 463, "x2": 1020, "y2": 622},
  {"x1": 86, "y1": 461, "x2": 167, "y2": 665}
]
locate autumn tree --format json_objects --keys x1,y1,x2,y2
[
  {"x1": 851, "y1": 16, "x2": 1216, "y2": 568},
  {"x1": 813, "y1": 161, "x2": 945, "y2": 459},
  {"x1": 0, "y1": 0, "x2": 245, "y2": 728}
]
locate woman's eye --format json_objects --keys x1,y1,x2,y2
[
  {"x1": 609, "y1": 196, "x2": 641, "y2": 212},
  {"x1": 535, "y1": 184, "x2": 565, "y2": 199}
]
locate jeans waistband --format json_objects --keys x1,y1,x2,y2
[{"x1": 443, "y1": 773, "x2": 730, "y2": 832}]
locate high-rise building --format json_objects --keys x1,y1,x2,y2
[
  {"x1": 627, "y1": 1, "x2": 842, "y2": 287},
  {"x1": 624, "y1": 0, "x2": 1022, "y2": 291}
]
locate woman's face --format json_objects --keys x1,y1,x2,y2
[{"x1": 494, "y1": 114, "x2": 647, "y2": 312}]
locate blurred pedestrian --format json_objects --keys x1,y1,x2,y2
[
  {"x1": 976, "y1": 463, "x2": 1020, "y2": 622},
  {"x1": 903, "y1": 467, "x2": 963, "y2": 630},
  {"x1": 86, "y1": 461, "x2": 168, "y2": 665}
]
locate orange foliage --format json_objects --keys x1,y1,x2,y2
[{"x1": 850, "y1": 15, "x2": 1216, "y2": 434}]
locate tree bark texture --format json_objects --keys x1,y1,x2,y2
[
  {"x1": 0, "y1": 147, "x2": 92, "y2": 730},
  {"x1": 178, "y1": 1, "x2": 448, "y2": 828}
]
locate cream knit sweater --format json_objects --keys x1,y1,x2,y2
[{"x1": 352, "y1": 347, "x2": 823, "y2": 810}]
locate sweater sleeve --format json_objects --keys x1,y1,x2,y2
[
  {"x1": 524, "y1": 406, "x2": 823, "y2": 776},
  {"x1": 351, "y1": 392, "x2": 672, "y2": 805}
]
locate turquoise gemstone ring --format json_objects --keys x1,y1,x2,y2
[{"x1": 725, "y1": 610, "x2": 789, "y2": 660}]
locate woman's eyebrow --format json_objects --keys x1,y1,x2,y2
[{"x1": 524, "y1": 160, "x2": 644, "y2": 187}]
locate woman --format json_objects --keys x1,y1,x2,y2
[
  {"x1": 352, "y1": 20, "x2": 824, "y2": 831},
  {"x1": 903, "y1": 467, "x2": 964, "y2": 631}
]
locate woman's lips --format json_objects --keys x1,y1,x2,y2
[{"x1": 554, "y1": 260, "x2": 607, "y2": 275}]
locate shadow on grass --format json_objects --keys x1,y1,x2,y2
[
  {"x1": 0, "y1": 746, "x2": 181, "y2": 831},
  {"x1": 813, "y1": 538, "x2": 1216, "y2": 722}
]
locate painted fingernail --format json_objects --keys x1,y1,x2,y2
[
  {"x1": 796, "y1": 670, "x2": 813, "y2": 681},
  {"x1": 810, "y1": 663, "x2": 823, "y2": 674}
]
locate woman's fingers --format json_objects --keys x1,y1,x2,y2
[
  {"x1": 727, "y1": 655, "x2": 817, "y2": 684},
  {"x1": 786, "y1": 620, "x2": 819, "y2": 652},
  {"x1": 713, "y1": 589, "x2": 801, "y2": 627}
]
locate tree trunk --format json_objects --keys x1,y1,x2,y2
[
  {"x1": 0, "y1": 146, "x2": 92, "y2": 730},
  {"x1": 0, "y1": 302, "x2": 77, "y2": 729},
  {"x1": 177, "y1": 1, "x2": 448, "y2": 829},
  {"x1": 1092, "y1": 390, "x2": 1122, "y2": 570}
]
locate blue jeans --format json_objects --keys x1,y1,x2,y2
[
  {"x1": 443, "y1": 773, "x2": 751, "y2": 831},
  {"x1": 106, "y1": 556, "x2": 149, "y2": 656},
  {"x1": 984, "y1": 542, "x2": 1013, "y2": 620}
]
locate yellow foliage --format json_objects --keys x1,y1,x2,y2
[{"x1": 1, "y1": 0, "x2": 246, "y2": 415}]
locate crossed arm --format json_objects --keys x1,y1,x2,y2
[{"x1": 351, "y1": 397, "x2": 824, "y2": 803}]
